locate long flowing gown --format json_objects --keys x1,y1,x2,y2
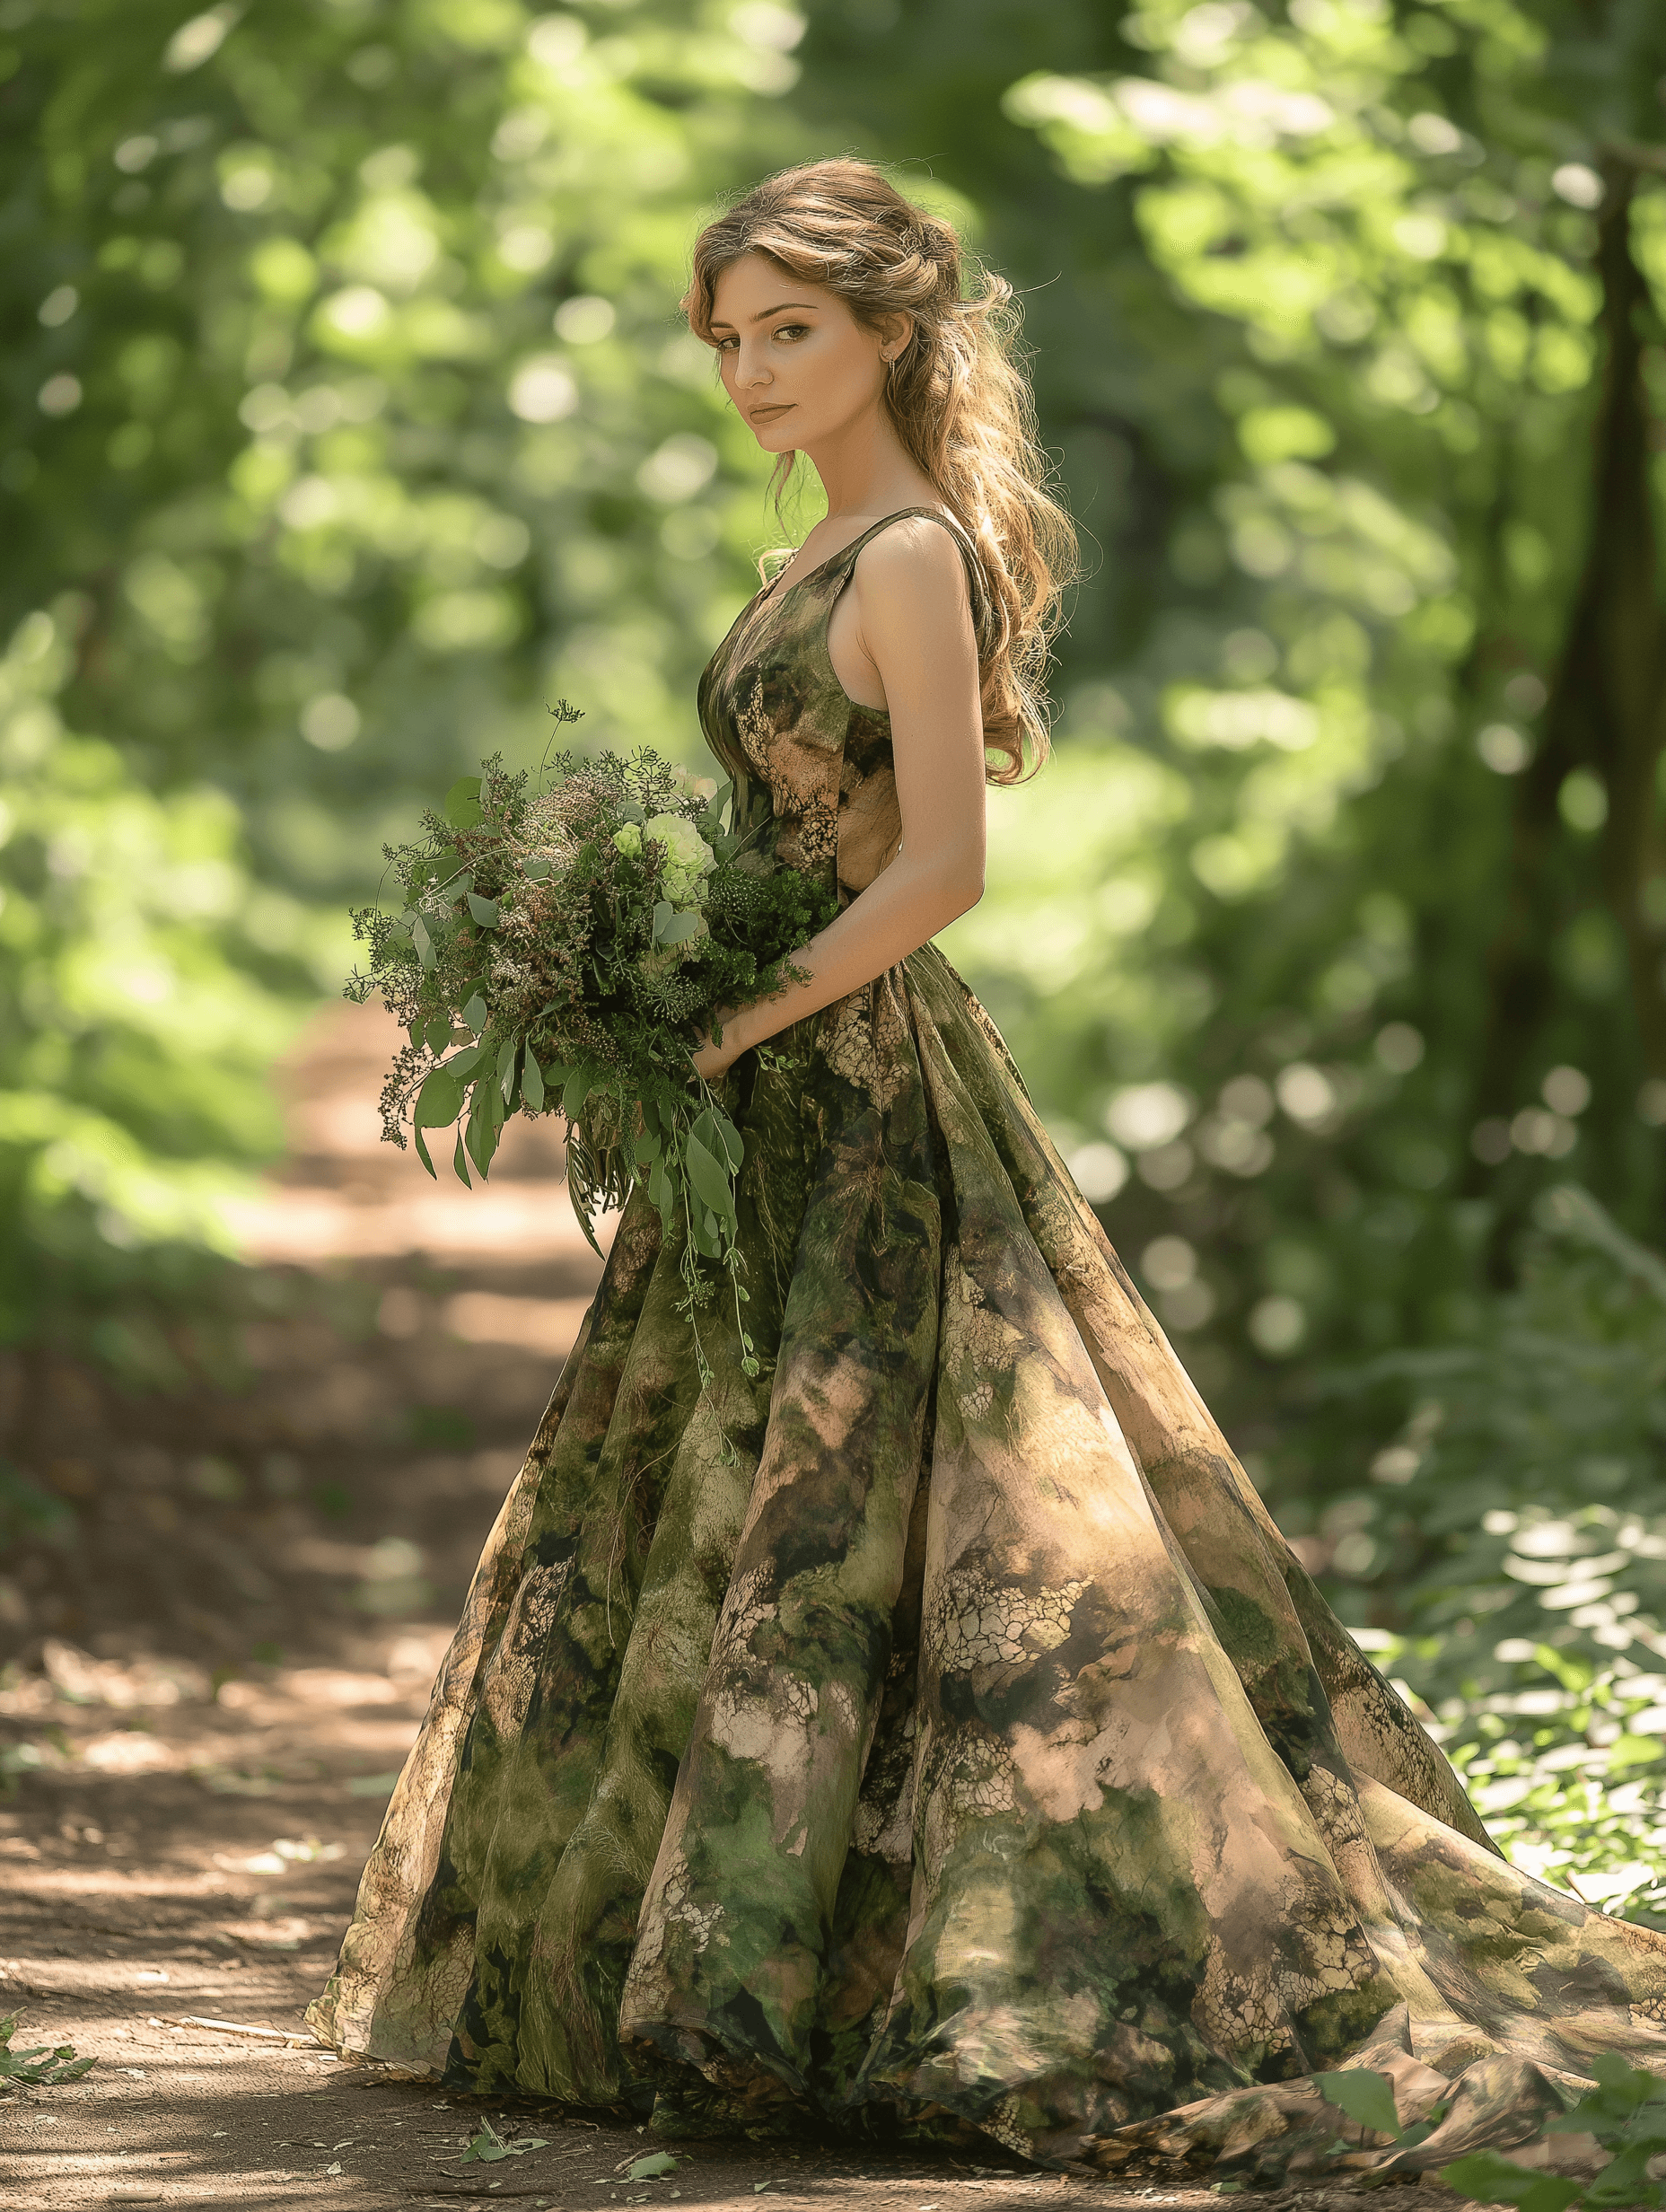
[{"x1": 309, "y1": 509, "x2": 1666, "y2": 2180}]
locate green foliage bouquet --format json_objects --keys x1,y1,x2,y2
[{"x1": 346, "y1": 720, "x2": 837, "y2": 1378}]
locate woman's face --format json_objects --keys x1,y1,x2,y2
[{"x1": 707, "y1": 250, "x2": 901, "y2": 456}]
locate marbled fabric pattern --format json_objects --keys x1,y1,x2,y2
[{"x1": 310, "y1": 513, "x2": 1666, "y2": 2172}]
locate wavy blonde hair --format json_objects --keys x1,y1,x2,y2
[{"x1": 683, "y1": 159, "x2": 1076, "y2": 783}]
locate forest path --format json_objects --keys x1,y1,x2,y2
[{"x1": 0, "y1": 1006, "x2": 1417, "y2": 2210}]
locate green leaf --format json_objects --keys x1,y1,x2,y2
[
  {"x1": 414, "y1": 1069, "x2": 463, "y2": 1128},
  {"x1": 684, "y1": 1131, "x2": 736, "y2": 1223},
  {"x1": 452, "y1": 1132, "x2": 472, "y2": 1188},
  {"x1": 414, "y1": 1123, "x2": 436, "y2": 1179},
  {"x1": 652, "y1": 899, "x2": 674, "y2": 943},
  {"x1": 463, "y1": 992, "x2": 487, "y2": 1035},
  {"x1": 625, "y1": 2153, "x2": 679, "y2": 2180},
  {"x1": 710, "y1": 1107, "x2": 745, "y2": 1172},
  {"x1": 1312, "y1": 2069, "x2": 1402, "y2": 2141},
  {"x1": 1440, "y1": 2155, "x2": 1582, "y2": 2210},
  {"x1": 467, "y1": 1079, "x2": 501, "y2": 1177},
  {"x1": 522, "y1": 856, "x2": 551, "y2": 880},
  {"x1": 412, "y1": 913, "x2": 435, "y2": 970},
  {"x1": 443, "y1": 776, "x2": 483, "y2": 829},
  {"x1": 523, "y1": 1046, "x2": 545, "y2": 1111},
  {"x1": 445, "y1": 1041, "x2": 486, "y2": 1080},
  {"x1": 562, "y1": 1063, "x2": 596, "y2": 1120},
  {"x1": 497, "y1": 1035, "x2": 518, "y2": 1101},
  {"x1": 466, "y1": 891, "x2": 500, "y2": 926},
  {"x1": 659, "y1": 908, "x2": 702, "y2": 944},
  {"x1": 422, "y1": 1014, "x2": 453, "y2": 1055}
]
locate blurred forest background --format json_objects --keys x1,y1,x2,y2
[{"x1": 4, "y1": 0, "x2": 1666, "y2": 1914}]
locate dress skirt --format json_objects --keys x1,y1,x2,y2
[{"x1": 308, "y1": 944, "x2": 1666, "y2": 2177}]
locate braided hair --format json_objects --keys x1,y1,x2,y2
[{"x1": 684, "y1": 159, "x2": 1077, "y2": 784}]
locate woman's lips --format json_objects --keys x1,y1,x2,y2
[{"x1": 749, "y1": 402, "x2": 792, "y2": 420}]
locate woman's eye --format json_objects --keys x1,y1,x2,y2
[{"x1": 773, "y1": 323, "x2": 809, "y2": 343}]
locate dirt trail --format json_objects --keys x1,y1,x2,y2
[{"x1": 0, "y1": 1005, "x2": 1416, "y2": 2208}]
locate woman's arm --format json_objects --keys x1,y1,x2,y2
[{"x1": 690, "y1": 519, "x2": 986, "y2": 1080}]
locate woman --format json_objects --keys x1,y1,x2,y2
[{"x1": 310, "y1": 162, "x2": 1666, "y2": 2178}]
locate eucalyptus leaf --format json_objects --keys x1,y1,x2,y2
[
  {"x1": 466, "y1": 1084, "x2": 501, "y2": 1177},
  {"x1": 414, "y1": 1069, "x2": 463, "y2": 1128},
  {"x1": 523, "y1": 1046, "x2": 545, "y2": 1111},
  {"x1": 467, "y1": 892, "x2": 500, "y2": 927},
  {"x1": 443, "y1": 775, "x2": 484, "y2": 829},
  {"x1": 463, "y1": 992, "x2": 488, "y2": 1035},
  {"x1": 1440, "y1": 2153, "x2": 1582, "y2": 2211},
  {"x1": 562, "y1": 1064, "x2": 596, "y2": 1120},
  {"x1": 414, "y1": 1123, "x2": 436, "y2": 1180},
  {"x1": 660, "y1": 909, "x2": 702, "y2": 945},
  {"x1": 452, "y1": 1133, "x2": 471, "y2": 1189},
  {"x1": 685, "y1": 1131, "x2": 736, "y2": 1223},
  {"x1": 710, "y1": 1108, "x2": 745, "y2": 1172},
  {"x1": 1312, "y1": 2069, "x2": 1402, "y2": 2141}
]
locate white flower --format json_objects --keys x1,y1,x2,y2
[{"x1": 642, "y1": 811, "x2": 714, "y2": 907}]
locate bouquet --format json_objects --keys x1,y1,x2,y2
[{"x1": 346, "y1": 715, "x2": 837, "y2": 1382}]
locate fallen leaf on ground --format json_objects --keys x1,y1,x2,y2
[{"x1": 624, "y1": 2151, "x2": 680, "y2": 2179}]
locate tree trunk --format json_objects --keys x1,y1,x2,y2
[{"x1": 1466, "y1": 167, "x2": 1666, "y2": 1185}]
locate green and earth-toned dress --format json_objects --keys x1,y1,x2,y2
[{"x1": 310, "y1": 511, "x2": 1666, "y2": 2180}]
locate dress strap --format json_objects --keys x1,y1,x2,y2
[{"x1": 828, "y1": 505, "x2": 995, "y2": 646}]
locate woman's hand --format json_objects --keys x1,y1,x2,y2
[{"x1": 688, "y1": 1014, "x2": 741, "y2": 1085}]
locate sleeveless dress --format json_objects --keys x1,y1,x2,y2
[{"x1": 309, "y1": 510, "x2": 1666, "y2": 2181}]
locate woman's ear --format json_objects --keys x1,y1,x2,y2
[{"x1": 877, "y1": 312, "x2": 916, "y2": 365}]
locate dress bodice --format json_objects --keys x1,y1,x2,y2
[{"x1": 697, "y1": 506, "x2": 992, "y2": 908}]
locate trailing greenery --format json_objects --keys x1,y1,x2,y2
[{"x1": 349, "y1": 737, "x2": 837, "y2": 1400}]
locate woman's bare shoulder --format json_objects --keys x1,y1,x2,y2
[{"x1": 850, "y1": 510, "x2": 969, "y2": 607}]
